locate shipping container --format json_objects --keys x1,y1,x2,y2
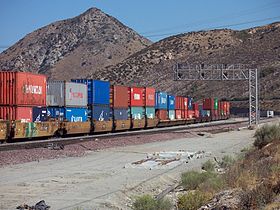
[
  {"x1": 47, "y1": 81, "x2": 87, "y2": 107},
  {"x1": 65, "y1": 107, "x2": 88, "y2": 122},
  {"x1": 0, "y1": 71, "x2": 46, "y2": 106},
  {"x1": 112, "y1": 108, "x2": 129, "y2": 120},
  {"x1": 130, "y1": 107, "x2": 145, "y2": 120},
  {"x1": 71, "y1": 79, "x2": 110, "y2": 105},
  {"x1": 47, "y1": 107, "x2": 88, "y2": 122},
  {"x1": 175, "y1": 110, "x2": 182, "y2": 119},
  {"x1": 182, "y1": 110, "x2": 188, "y2": 119},
  {"x1": 89, "y1": 105, "x2": 111, "y2": 121},
  {"x1": 110, "y1": 85, "x2": 129, "y2": 108},
  {"x1": 193, "y1": 102, "x2": 199, "y2": 111},
  {"x1": 214, "y1": 98, "x2": 218, "y2": 110},
  {"x1": 168, "y1": 110, "x2": 175, "y2": 120},
  {"x1": 203, "y1": 98, "x2": 214, "y2": 110},
  {"x1": 129, "y1": 87, "x2": 145, "y2": 107},
  {"x1": 47, "y1": 107, "x2": 65, "y2": 119},
  {"x1": 145, "y1": 87, "x2": 155, "y2": 107},
  {"x1": 187, "y1": 110, "x2": 195, "y2": 119},
  {"x1": 155, "y1": 92, "x2": 168, "y2": 109},
  {"x1": 146, "y1": 107, "x2": 155, "y2": 119},
  {"x1": 175, "y1": 96, "x2": 184, "y2": 110},
  {"x1": 188, "y1": 97, "x2": 193, "y2": 110},
  {"x1": 32, "y1": 107, "x2": 48, "y2": 122},
  {"x1": 156, "y1": 109, "x2": 167, "y2": 120},
  {"x1": 183, "y1": 98, "x2": 188, "y2": 110},
  {"x1": 167, "y1": 95, "x2": 175, "y2": 110},
  {"x1": 0, "y1": 106, "x2": 32, "y2": 122}
]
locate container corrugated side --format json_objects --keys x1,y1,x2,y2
[
  {"x1": 155, "y1": 92, "x2": 168, "y2": 109},
  {"x1": 0, "y1": 106, "x2": 32, "y2": 122},
  {"x1": 146, "y1": 107, "x2": 155, "y2": 119},
  {"x1": 71, "y1": 79, "x2": 93, "y2": 104},
  {"x1": 0, "y1": 71, "x2": 47, "y2": 106},
  {"x1": 47, "y1": 81, "x2": 87, "y2": 107},
  {"x1": 65, "y1": 107, "x2": 88, "y2": 122},
  {"x1": 175, "y1": 96, "x2": 184, "y2": 110},
  {"x1": 203, "y1": 98, "x2": 215, "y2": 110},
  {"x1": 47, "y1": 107, "x2": 65, "y2": 119},
  {"x1": 89, "y1": 105, "x2": 111, "y2": 121},
  {"x1": 168, "y1": 110, "x2": 175, "y2": 120},
  {"x1": 175, "y1": 110, "x2": 182, "y2": 119},
  {"x1": 183, "y1": 98, "x2": 188, "y2": 110},
  {"x1": 113, "y1": 108, "x2": 129, "y2": 120},
  {"x1": 92, "y1": 80, "x2": 110, "y2": 105},
  {"x1": 112, "y1": 85, "x2": 129, "y2": 108},
  {"x1": 188, "y1": 97, "x2": 193, "y2": 110},
  {"x1": 145, "y1": 87, "x2": 155, "y2": 107},
  {"x1": 156, "y1": 109, "x2": 167, "y2": 120},
  {"x1": 167, "y1": 95, "x2": 175, "y2": 110},
  {"x1": 130, "y1": 107, "x2": 145, "y2": 119},
  {"x1": 129, "y1": 87, "x2": 145, "y2": 107}
]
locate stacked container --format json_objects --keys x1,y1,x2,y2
[
  {"x1": 203, "y1": 98, "x2": 219, "y2": 120},
  {"x1": 110, "y1": 85, "x2": 130, "y2": 130},
  {"x1": 167, "y1": 95, "x2": 175, "y2": 120},
  {"x1": 182, "y1": 97, "x2": 188, "y2": 119},
  {"x1": 155, "y1": 91, "x2": 168, "y2": 120},
  {"x1": 128, "y1": 87, "x2": 145, "y2": 128},
  {"x1": 187, "y1": 97, "x2": 195, "y2": 119},
  {"x1": 47, "y1": 80, "x2": 88, "y2": 122},
  {"x1": 144, "y1": 87, "x2": 157, "y2": 127},
  {"x1": 0, "y1": 71, "x2": 47, "y2": 122},
  {"x1": 175, "y1": 96, "x2": 185, "y2": 119}
]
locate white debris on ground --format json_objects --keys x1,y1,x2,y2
[{"x1": 124, "y1": 150, "x2": 207, "y2": 170}]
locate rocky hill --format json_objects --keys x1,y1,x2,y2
[
  {"x1": 92, "y1": 22, "x2": 280, "y2": 110},
  {"x1": 0, "y1": 8, "x2": 151, "y2": 80}
]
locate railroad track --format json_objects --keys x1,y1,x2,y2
[{"x1": 0, "y1": 118, "x2": 275, "y2": 152}]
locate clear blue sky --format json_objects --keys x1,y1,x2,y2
[{"x1": 1, "y1": 0, "x2": 280, "y2": 51}]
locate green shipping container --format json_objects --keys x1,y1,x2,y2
[
  {"x1": 146, "y1": 107, "x2": 155, "y2": 119},
  {"x1": 214, "y1": 98, "x2": 218, "y2": 110},
  {"x1": 130, "y1": 107, "x2": 145, "y2": 119}
]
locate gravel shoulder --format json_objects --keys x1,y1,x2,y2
[{"x1": 0, "y1": 125, "x2": 259, "y2": 210}]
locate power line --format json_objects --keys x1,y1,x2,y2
[{"x1": 145, "y1": 16, "x2": 280, "y2": 38}]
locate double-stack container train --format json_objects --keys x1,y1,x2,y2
[{"x1": 0, "y1": 71, "x2": 230, "y2": 143}]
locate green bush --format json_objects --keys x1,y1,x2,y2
[
  {"x1": 202, "y1": 160, "x2": 216, "y2": 172},
  {"x1": 198, "y1": 175, "x2": 225, "y2": 193},
  {"x1": 177, "y1": 191, "x2": 211, "y2": 210},
  {"x1": 181, "y1": 171, "x2": 215, "y2": 190},
  {"x1": 220, "y1": 155, "x2": 235, "y2": 168},
  {"x1": 132, "y1": 194, "x2": 172, "y2": 210},
  {"x1": 253, "y1": 124, "x2": 280, "y2": 148}
]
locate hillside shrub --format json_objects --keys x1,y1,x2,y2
[
  {"x1": 177, "y1": 191, "x2": 211, "y2": 210},
  {"x1": 181, "y1": 171, "x2": 214, "y2": 190},
  {"x1": 202, "y1": 160, "x2": 216, "y2": 172},
  {"x1": 254, "y1": 124, "x2": 280, "y2": 148},
  {"x1": 132, "y1": 194, "x2": 172, "y2": 210},
  {"x1": 220, "y1": 155, "x2": 235, "y2": 168}
]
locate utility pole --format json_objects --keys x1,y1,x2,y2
[{"x1": 174, "y1": 63, "x2": 259, "y2": 126}]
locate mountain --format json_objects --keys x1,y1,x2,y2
[
  {"x1": 92, "y1": 22, "x2": 280, "y2": 110},
  {"x1": 0, "y1": 8, "x2": 151, "y2": 80}
]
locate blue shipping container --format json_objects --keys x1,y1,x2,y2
[
  {"x1": 47, "y1": 107, "x2": 65, "y2": 119},
  {"x1": 167, "y1": 95, "x2": 175, "y2": 110},
  {"x1": 155, "y1": 92, "x2": 168, "y2": 109},
  {"x1": 130, "y1": 107, "x2": 145, "y2": 119},
  {"x1": 113, "y1": 108, "x2": 129, "y2": 120},
  {"x1": 89, "y1": 105, "x2": 111, "y2": 121},
  {"x1": 47, "y1": 107, "x2": 88, "y2": 122},
  {"x1": 71, "y1": 79, "x2": 110, "y2": 105},
  {"x1": 32, "y1": 107, "x2": 48, "y2": 122},
  {"x1": 188, "y1": 97, "x2": 193, "y2": 110}
]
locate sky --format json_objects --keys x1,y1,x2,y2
[{"x1": 1, "y1": 0, "x2": 280, "y2": 51}]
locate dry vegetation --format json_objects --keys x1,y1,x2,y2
[{"x1": 132, "y1": 124, "x2": 280, "y2": 210}]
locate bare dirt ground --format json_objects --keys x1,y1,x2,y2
[{"x1": 0, "y1": 119, "x2": 278, "y2": 210}]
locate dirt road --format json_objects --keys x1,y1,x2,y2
[{"x1": 0, "y1": 127, "x2": 259, "y2": 209}]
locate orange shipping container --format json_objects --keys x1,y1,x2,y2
[
  {"x1": 156, "y1": 109, "x2": 167, "y2": 120},
  {"x1": 110, "y1": 85, "x2": 129, "y2": 108},
  {"x1": 144, "y1": 87, "x2": 155, "y2": 107},
  {"x1": 0, "y1": 71, "x2": 46, "y2": 106},
  {"x1": 175, "y1": 96, "x2": 184, "y2": 109},
  {"x1": 183, "y1": 98, "x2": 188, "y2": 110},
  {"x1": 187, "y1": 110, "x2": 195, "y2": 119},
  {"x1": 0, "y1": 106, "x2": 32, "y2": 122},
  {"x1": 175, "y1": 110, "x2": 182, "y2": 119}
]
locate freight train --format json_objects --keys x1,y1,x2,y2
[{"x1": 0, "y1": 72, "x2": 230, "y2": 143}]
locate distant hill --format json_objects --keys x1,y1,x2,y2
[
  {"x1": 92, "y1": 22, "x2": 280, "y2": 110},
  {"x1": 0, "y1": 8, "x2": 151, "y2": 80}
]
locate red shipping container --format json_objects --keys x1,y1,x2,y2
[
  {"x1": 128, "y1": 87, "x2": 145, "y2": 107},
  {"x1": 0, "y1": 71, "x2": 46, "y2": 106},
  {"x1": 156, "y1": 109, "x2": 167, "y2": 120},
  {"x1": 145, "y1": 87, "x2": 155, "y2": 107},
  {"x1": 187, "y1": 110, "x2": 195, "y2": 119},
  {"x1": 226, "y1": 102, "x2": 230, "y2": 115},
  {"x1": 175, "y1": 110, "x2": 182, "y2": 119},
  {"x1": 111, "y1": 85, "x2": 129, "y2": 108},
  {"x1": 192, "y1": 102, "x2": 199, "y2": 111},
  {"x1": 183, "y1": 110, "x2": 188, "y2": 119},
  {"x1": 175, "y1": 96, "x2": 184, "y2": 110},
  {"x1": 203, "y1": 98, "x2": 214, "y2": 110},
  {"x1": 183, "y1": 98, "x2": 188, "y2": 110},
  {"x1": 194, "y1": 110, "x2": 200, "y2": 118},
  {"x1": 0, "y1": 106, "x2": 32, "y2": 122}
]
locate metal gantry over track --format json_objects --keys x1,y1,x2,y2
[{"x1": 173, "y1": 63, "x2": 259, "y2": 125}]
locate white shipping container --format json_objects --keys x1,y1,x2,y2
[{"x1": 47, "y1": 81, "x2": 87, "y2": 107}]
